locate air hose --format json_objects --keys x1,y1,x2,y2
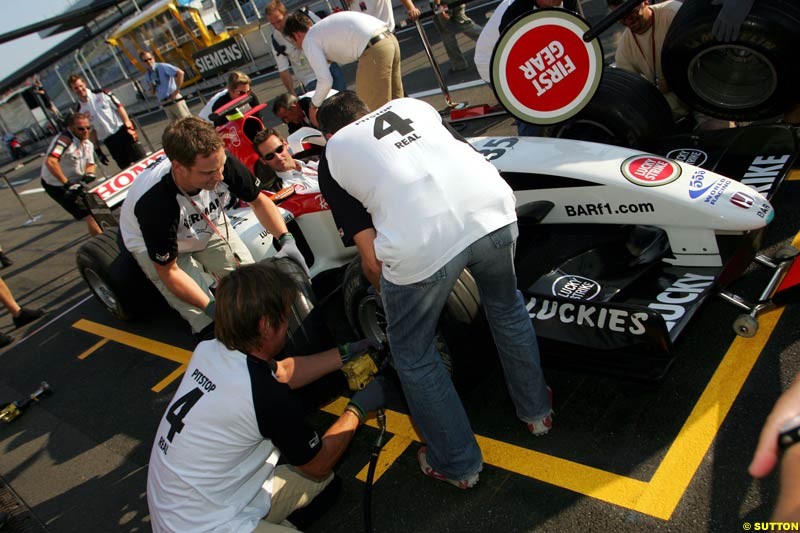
[{"x1": 364, "y1": 409, "x2": 387, "y2": 533}]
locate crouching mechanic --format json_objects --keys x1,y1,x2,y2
[
  {"x1": 147, "y1": 262, "x2": 386, "y2": 532},
  {"x1": 119, "y1": 117, "x2": 308, "y2": 338}
]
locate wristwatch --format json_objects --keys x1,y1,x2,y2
[{"x1": 778, "y1": 415, "x2": 800, "y2": 451}]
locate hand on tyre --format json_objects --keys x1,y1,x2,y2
[
  {"x1": 339, "y1": 338, "x2": 382, "y2": 363},
  {"x1": 274, "y1": 233, "x2": 310, "y2": 277},
  {"x1": 711, "y1": 0, "x2": 754, "y2": 42},
  {"x1": 366, "y1": 285, "x2": 385, "y2": 314},
  {"x1": 347, "y1": 375, "x2": 389, "y2": 422}
]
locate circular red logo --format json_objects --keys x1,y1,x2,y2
[
  {"x1": 621, "y1": 155, "x2": 681, "y2": 187},
  {"x1": 491, "y1": 10, "x2": 602, "y2": 125}
]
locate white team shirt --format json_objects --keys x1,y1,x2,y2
[
  {"x1": 271, "y1": 11, "x2": 320, "y2": 86},
  {"x1": 302, "y1": 11, "x2": 387, "y2": 107},
  {"x1": 146, "y1": 341, "x2": 280, "y2": 533},
  {"x1": 277, "y1": 159, "x2": 320, "y2": 193},
  {"x1": 41, "y1": 132, "x2": 95, "y2": 186},
  {"x1": 474, "y1": 0, "x2": 513, "y2": 83},
  {"x1": 77, "y1": 89, "x2": 124, "y2": 140},
  {"x1": 325, "y1": 98, "x2": 517, "y2": 285},
  {"x1": 349, "y1": 0, "x2": 396, "y2": 32}
]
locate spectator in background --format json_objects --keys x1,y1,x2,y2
[
  {"x1": 402, "y1": 0, "x2": 482, "y2": 73},
  {"x1": 198, "y1": 71, "x2": 260, "y2": 127},
  {"x1": 139, "y1": 51, "x2": 192, "y2": 120},
  {"x1": 32, "y1": 79, "x2": 63, "y2": 127},
  {"x1": 750, "y1": 373, "x2": 800, "y2": 521},
  {"x1": 265, "y1": 0, "x2": 347, "y2": 95},
  {"x1": 283, "y1": 10, "x2": 403, "y2": 126},
  {"x1": 40, "y1": 112, "x2": 102, "y2": 237},
  {"x1": 68, "y1": 74, "x2": 146, "y2": 170},
  {"x1": 0, "y1": 276, "x2": 43, "y2": 348}
]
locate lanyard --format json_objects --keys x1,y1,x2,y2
[
  {"x1": 631, "y1": 13, "x2": 658, "y2": 85},
  {"x1": 179, "y1": 186, "x2": 242, "y2": 267}
]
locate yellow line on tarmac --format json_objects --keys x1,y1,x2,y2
[
  {"x1": 72, "y1": 319, "x2": 192, "y2": 391},
  {"x1": 787, "y1": 169, "x2": 800, "y2": 181},
  {"x1": 77, "y1": 338, "x2": 109, "y2": 360}
]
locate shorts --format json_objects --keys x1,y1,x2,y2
[{"x1": 41, "y1": 179, "x2": 91, "y2": 220}]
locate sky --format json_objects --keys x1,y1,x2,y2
[{"x1": 0, "y1": 0, "x2": 81, "y2": 81}]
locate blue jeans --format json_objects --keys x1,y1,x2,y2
[
  {"x1": 329, "y1": 63, "x2": 347, "y2": 92},
  {"x1": 380, "y1": 222, "x2": 550, "y2": 479}
]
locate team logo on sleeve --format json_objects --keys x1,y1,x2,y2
[{"x1": 491, "y1": 10, "x2": 603, "y2": 125}]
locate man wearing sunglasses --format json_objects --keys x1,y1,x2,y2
[
  {"x1": 119, "y1": 117, "x2": 309, "y2": 341},
  {"x1": 139, "y1": 51, "x2": 192, "y2": 120},
  {"x1": 252, "y1": 128, "x2": 320, "y2": 193},
  {"x1": 40, "y1": 112, "x2": 103, "y2": 237}
]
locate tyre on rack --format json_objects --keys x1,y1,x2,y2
[
  {"x1": 546, "y1": 67, "x2": 674, "y2": 149},
  {"x1": 76, "y1": 226, "x2": 160, "y2": 320},
  {"x1": 342, "y1": 255, "x2": 494, "y2": 390},
  {"x1": 662, "y1": 0, "x2": 800, "y2": 121}
]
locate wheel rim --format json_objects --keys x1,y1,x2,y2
[
  {"x1": 84, "y1": 268, "x2": 121, "y2": 315},
  {"x1": 688, "y1": 45, "x2": 777, "y2": 110},
  {"x1": 357, "y1": 294, "x2": 387, "y2": 343}
]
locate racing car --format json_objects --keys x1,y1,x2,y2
[{"x1": 77, "y1": 94, "x2": 799, "y2": 381}]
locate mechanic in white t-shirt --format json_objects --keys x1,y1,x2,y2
[
  {"x1": 68, "y1": 74, "x2": 146, "y2": 170},
  {"x1": 265, "y1": 0, "x2": 347, "y2": 95},
  {"x1": 147, "y1": 261, "x2": 386, "y2": 532},
  {"x1": 283, "y1": 10, "x2": 403, "y2": 126},
  {"x1": 252, "y1": 128, "x2": 320, "y2": 193},
  {"x1": 317, "y1": 92, "x2": 553, "y2": 489},
  {"x1": 119, "y1": 117, "x2": 308, "y2": 339},
  {"x1": 40, "y1": 112, "x2": 103, "y2": 237},
  {"x1": 346, "y1": 0, "x2": 396, "y2": 32}
]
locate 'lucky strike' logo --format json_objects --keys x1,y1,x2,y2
[
  {"x1": 492, "y1": 10, "x2": 602, "y2": 125},
  {"x1": 552, "y1": 275, "x2": 601, "y2": 301},
  {"x1": 621, "y1": 155, "x2": 681, "y2": 187}
]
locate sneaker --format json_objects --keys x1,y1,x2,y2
[
  {"x1": 0, "y1": 252, "x2": 12, "y2": 268},
  {"x1": 0, "y1": 332, "x2": 12, "y2": 348},
  {"x1": 526, "y1": 386, "x2": 554, "y2": 436},
  {"x1": 417, "y1": 446, "x2": 479, "y2": 489},
  {"x1": 13, "y1": 308, "x2": 43, "y2": 329}
]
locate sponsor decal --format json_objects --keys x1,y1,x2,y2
[
  {"x1": 218, "y1": 128, "x2": 241, "y2": 148},
  {"x1": 667, "y1": 148, "x2": 708, "y2": 167},
  {"x1": 316, "y1": 194, "x2": 329, "y2": 210},
  {"x1": 491, "y1": 10, "x2": 603, "y2": 124},
  {"x1": 702, "y1": 178, "x2": 731, "y2": 205},
  {"x1": 193, "y1": 38, "x2": 247, "y2": 78},
  {"x1": 756, "y1": 200, "x2": 772, "y2": 221},
  {"x1": 730, "y1": 192, "x2": 755, "y2": 209},
  {"x1": 622, "y1": 155, "x2": 681, "y2": 187},
  {"x1": 564, "y1": 201, "x2": 655, "y2": 216},
  {"x1": 552, "y1": 275, "x2": 600, "y2": 300},
  {"x1": 90, "y1": 150, "x2": 167, "y2": 203},
  {"x1": 647, "y1": 273, "x2": 714, "y2": 331},
  {"x1": 687, "y1": 169, "x2": 718, "y2": 199},
  {"x1": 741, "y1": 155, "x2": 791, "y2": 194},
  {"x1": 526, "y1": 297, "x2": 649, "y2": 335}
]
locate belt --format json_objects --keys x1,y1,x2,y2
[{"x1": 366, "y1": 30, "x2": 392, "y2": 48}]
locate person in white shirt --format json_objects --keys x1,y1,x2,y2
[
  {"x1": 347, "y1": 0, "x2": 396, "y2": 32},
  {"x1": 265, "y1": 0, "x2": 347, "y2": 95},
  {"x1": 68, "y1": 73, "x2": 146, "y2": 169},
  {"x1": 317, "y1": 92, "x2": 552, "y2": 490},
  {"x1": 252, "y1": 128, "x2": 320, "y2": 194},
  {"x1": 283, "y1": 10, "x2": 403, "y2": 126}
]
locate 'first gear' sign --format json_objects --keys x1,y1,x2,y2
[{"x1": 491, "y1": 9, "x2": 603, "y2": 125}]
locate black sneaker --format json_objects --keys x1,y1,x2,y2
[
  {"x1": 0, "y1": 332, "x2": 13, "y2": 348},
  {"x1": 0, "y1": 252, "x2": 12, "y2": 268},
  {"x1": 13, "y1": 308, "x2": 43, "y2": 329}
]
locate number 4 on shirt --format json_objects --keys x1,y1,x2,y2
[{"x1": 373, "y1": 111, "x2": 415, "y2": 140}]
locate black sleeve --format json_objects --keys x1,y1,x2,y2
[
  {"x1": 135, "y1": 176, "x2": 181, "y2": 265},
  {"x1": 248, "y1": 357, "x2": 322, "y2": 466},
  {"x1": 318, "y1": 151, "x2": 373, "y2": 247},
  {"x1": 223, "y1": 151, "x2": 261, "y2": 203}
]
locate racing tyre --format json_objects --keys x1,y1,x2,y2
[
  {"x1": 76, "y1": 227, "x2": 158, "y2": 320},
  {"x1": 662, "y1": 0, "x2": 800, "y2": 120},
  {"x1": 733, "y1": 314, "x2": 759, "y2": 338},
  {"x1": 342, "y1": 256, "x2": 493, "y2": 390},
  {"x1": 546, "y1": 67, "x2": 674, "y2": 148}
]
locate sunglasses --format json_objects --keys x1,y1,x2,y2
[
  {"x1": 142, "y1": 57, "x2": 155, "y2": 62},
  {"x1": 260, "y1": 144, "x2": 286, "y2": 161}
]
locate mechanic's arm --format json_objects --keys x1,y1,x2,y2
[
  {"x1": 85, "y1": 161, "x2": 97, "y2": 177},
  {"x1": 774, "y1": 446, "x2": 800, "y2": 520},
  {"x1": 45, "y1": 156, "x2": 70, "y2": 185},
  {"x1": 295, "y1": 409, "x2": 360, "y2": 480},
  {"x1": 274, "y1": 348, "x2": 341, "y2": 389},
  {"x1": 400, "y1": 0, "x2": 421, "y2": 21},
  {"x1": 248, "y1": 192, "x2": 290, "y2": 238},
  {"x1": 279, "y1": 70, "x2": 296, "y2": 94},
  {"x1": 115, "y1": 103, "x2": 138, "y2": 141},
  {"x1": 153, "y1": 259, "x2": 211, "y2": 309},
  {"x1": 353, "y1": 228, "x2": 381, "y2": 290}
]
